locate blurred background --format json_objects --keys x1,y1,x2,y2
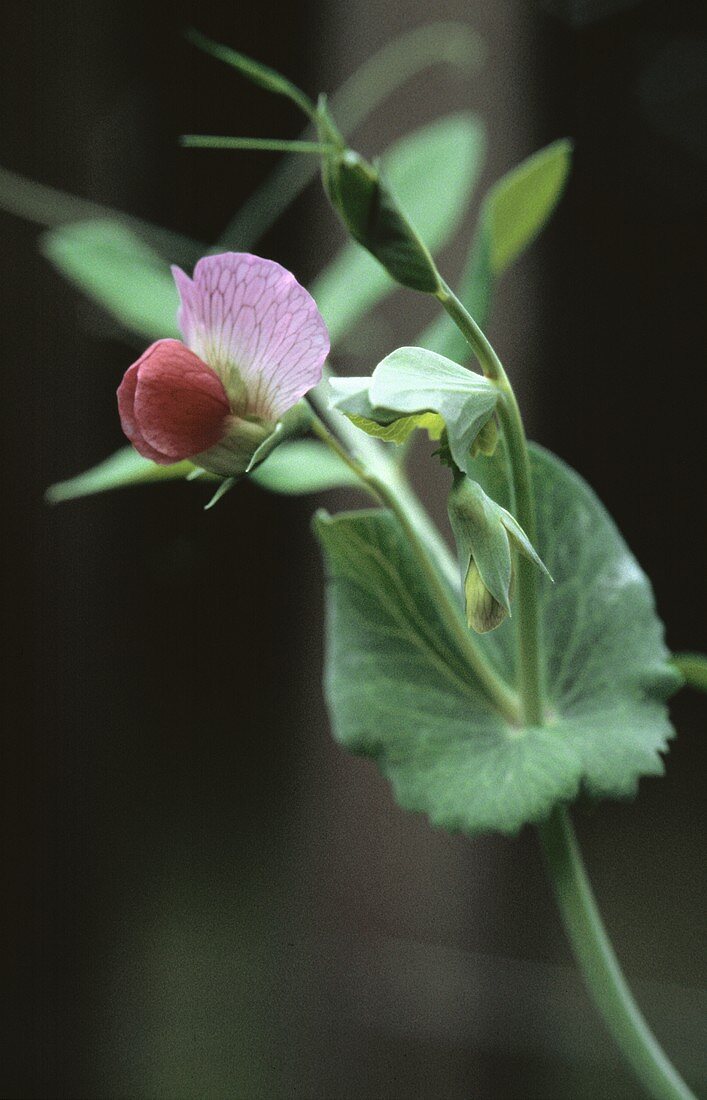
[{"x1": 1, "y1": 0, "x2": 705, "y2": 1097}]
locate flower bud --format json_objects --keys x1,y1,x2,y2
[
  {"x1": 463, "y1": 558, "x2": 508, "y2": 633},
  {"x1": 448, "y1": 474, "x2": 549, "y2": 634},
  {"x1": 317, "y1": 100, "x2": 441, "y2": 294}
]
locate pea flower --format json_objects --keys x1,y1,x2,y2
[{"x1": 117, "y1": 252, "x2": 330, "y2": 477}]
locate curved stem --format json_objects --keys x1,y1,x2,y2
[
  {"x1": 307, "y1": 407, "x2": 521, "y2": 726},
  {"x1": 539, "y1": 807, "x2": 696, "y2": 1100},
  {"x1": 437, "y1": 281, "x2": 693, "y2": 1097},
  {"x1": 437, "y1": 281, "x2": 543, "y2": 723}
]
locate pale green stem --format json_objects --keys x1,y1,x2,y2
[
  {"x1": 307, "y1": 408, "x2": 521, "y2": 726},
  {"x1": 437, "y1": 280, "x2": 543, "y2": 723},
  {"x1": 437, "y1": 281, "x2": 694, "y2": 1099},
  {"x1": 538, "y1": 807, "x2": 696, "y2": 1100}
]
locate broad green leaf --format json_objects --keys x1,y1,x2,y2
[
  {"x1": 313, "y1": 113, "x2": 485, "y2": 343},
  {"x1": 46, "y1": 440, "x2": 358, "y2": 504},
  {"x1": 41, "y1": 220, "x2": 180, "y2": 341},
  {"x1": 420, "y1": 139, "x2": 572, "y2": 357},
  {"x1": 46, "y1": 447, "x2": 193, "y2": 502},
  {"x1": 248, "y1": 440, "x2": 360, "y2": 493},
  {"x1": 314, "y1": 444, "x2": 679, "y2": 836},
  {"x1": 332, "y1": 348, "x2": 498, "y2": 475},
  {"x1": 671, "y1": 652, "x2": 707, "y2": 694}
]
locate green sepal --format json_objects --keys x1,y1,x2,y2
[{"x1": 317, "y1": 99, "x2": 442, "y2": 293}]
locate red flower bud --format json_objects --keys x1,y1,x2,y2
[{"x1": 117, "y1": 339, "x2": 231, "y2": 465}]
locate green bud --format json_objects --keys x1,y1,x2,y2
[
  {"x1": 317, "y1": 98, "x2": 441, "y2": 294},
  {"x1": 448, "y1": 474, "x2": 550, "y2": 634},
  {"x1": 463, "y1": 558, "x2": 508, "y2": 633}
]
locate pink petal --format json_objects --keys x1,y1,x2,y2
[
  {"x1": 171, "y1": 253, "x2": 329, "y2": 420},
  {"x1": 118, "y1": 339, "x2": 231, "y2": 464}
]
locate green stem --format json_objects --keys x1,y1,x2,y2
[
  {"x1": 538, "y1": 807, "x2": 696, "y2": 1100},
  {"x1": 438, "y1": 281, "x2": 693, "y2": 1098},
  {"x1": 437, "y1": 280, "x2": 543, "y2": 723},
  {"x1": 307, "y1": 407, "x2": 521, "y2": 726}
]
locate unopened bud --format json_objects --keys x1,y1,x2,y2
[
  {"x1": 317, "y1": 99, "x2": 441, "y2": 294},
  {"x1": 464, "y1": 558, "x2": 508, "y2": 633}
]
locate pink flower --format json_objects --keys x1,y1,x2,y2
[{"x1": 118, "y1": 253, "x2": 330, "y2": 476}]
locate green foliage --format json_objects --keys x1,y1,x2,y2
[
  {"x1": 248, "y1": 440, "x2": 360, "y2": 494},
  {"x1": 41, "y1": 220, "x2": 180, "y2": 341},
  {"x1": 314, "y1": 445, "x2": 679, "y2": 835},
  {"x1": 313, "y1": 113, "x2": 485, "y2": 342},
  {"x1": 671, "y1": 653, "x2": 707, "y2": 694},
  {"x1": 331, "y1": 347, "x2": 498, "y2": 475},
  {"x1": 486, "y1": 138, "x2": 573, "y2": 275},
  {"x1": 186, "y1": 29, "x2": 316, "y2": 118},
  {"x1": 421, "y1": 138, "x2": 572, "y2": 356},
  {"x1": 46, "y1": 447, "x2": 193, "y2": 502},
  {"x1": 46, "y1": 441, "x2": 358, "y2": 504}
]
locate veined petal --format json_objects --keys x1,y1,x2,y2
[
  {"x1": 119, "y1": 339, "x2": 231, "y2": 464},
  {"x1": 171, "y1": 253, "x2": 329, "y2": 421}
]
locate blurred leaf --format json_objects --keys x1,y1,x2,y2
[
  {"x1": 46, "y1": 447, "x2": 193, "y2": 503},
  {"x1": 186, "y1": 29, "x2": 315, "y2": 118},
  {"x1": 671, "y1": 653, "x2": 707, "y2": 694},
  {"x1": 41, "y1": 220, "x2": 180, "y2": 341},
  {"x1": 486, "y1": 137, "x2": 573, "y2": 275},
  {"x1": 313, "y1": 113, "x2": 485, "y2": 343},
  {"x1": 0, "y1": 164, "x2": 202, "y2": 264},
  {"x1": 420, "y1": 139, "x2": 572, "y2": 356},
  {"x1": 250, "y1": 440, "x2": 360, "y2": 494},
  {"x1": 314, "y1": 445, "x2": 679, "y2": 836},
  {"x1": 218, "y1": 21, "x2": 484, "y2": 249},
  {"x1": 47, "y1": 439, "x2": 359, "y2": 504}
]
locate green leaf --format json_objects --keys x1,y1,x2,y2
[
  {"x1": 313, "y1": 113, "x2": 485, "y2": 343},
  {"x1": 41, "y1": 220, "x2": 180, "y2": 341},
  {"x1": 329, "y1": 377, "x2": 444, "y2": 445},
  {"x1": 46, "y1": 440, "x2": 359, "y2": 505},
  {"x1": 186, "y1": 29, "x2": 315, "y2": 119},
  {"x1": 420, "y1": 139, "x2": 572, "y2": 357},
  {"x1": 217, "y1": 21, "x2": 484, "y2": 250},
  {"x1": 46, "y1": 447, "x2": 193, "y2": 503},
  {"x1": 486, "y1": 138, "x2": 573, "y2": 275},
  {"x1": 249, "y1": 440, "x2": 360, "y2": 494},
  {"x1": 671, "y1": 652, "x2": 707, "y2": 694},
  {"x1": 314, "y1": 445, "x2": 679, "y2": 836},
  {"x1": 332, "y1": 348, "x2": 498, "y2": 474}
]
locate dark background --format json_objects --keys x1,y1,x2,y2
[{"x1": 0, "y1": 1, "x2": 704, "y2": 1097}]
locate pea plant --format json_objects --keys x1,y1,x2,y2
[{"x1": 14, "y1": 24, "x2": 702, "y2": 1099}]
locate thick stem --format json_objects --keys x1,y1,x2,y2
[{"x1": 539, "y1": 808, "x2": 696, "y2": 1100}]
